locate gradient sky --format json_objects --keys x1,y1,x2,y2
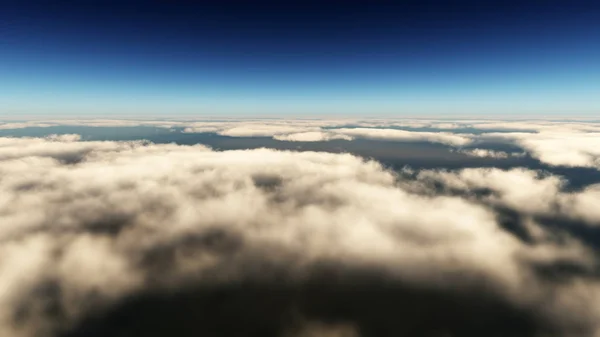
[{"x1": 1, "y1": 0, "x2": 599, "y2": 117}]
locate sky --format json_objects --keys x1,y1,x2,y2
[
  {"x1": 3, "y1": 3, "x2": 600, "y2": 334},
  {"x1": 1, "y1": 0, "x2": 600, "y2": 117}
]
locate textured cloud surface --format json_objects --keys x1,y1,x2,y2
[
  {"x1": 482, "y1": 131, "x2": 600, "y2": 169},
  {"x1": 1, "y1": 136, "x2": 599, "y2": 337}
]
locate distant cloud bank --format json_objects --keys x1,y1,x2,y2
[{"x1": 2, "y1": 118, "x2": 599, "y2": 170}]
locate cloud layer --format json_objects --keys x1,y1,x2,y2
[
  {"x1": 3, "y1": 118, "x2": 600, "y2": 171},
  {"x1": 0, "y1": 136, "x2": 599, "y2": 337}
]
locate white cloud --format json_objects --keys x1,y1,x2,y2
[
  {"x1": 483, "y1": 131, "x2": 600, "y2": 169},
  {"x1": 331, "y1": 128, "x2": 473, "y2": 146},
  {"x1": 3, "y1": 117, "x2": 600, "y2": 170},
  {"x1": 415, "y1": 168, "x2": 566, "y2": 215},
  {"x1": 217, "y1": 124, "x2": 322, "y2": 137},
  {"x1": 181, "y1": 120, "x2": 474, "y2": 145},
  {"x1": 0, "y1": 137, "x2": 598, "y2": 336},
  {"x1": 413, "y1": 167, "x2": 600, "y2": 225}
]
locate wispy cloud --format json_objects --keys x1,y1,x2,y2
[{"x1": 453, "y1": 148, "x2": 526, "y2": 159}]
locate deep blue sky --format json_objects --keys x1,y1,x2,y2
[{"x1": 1, "y1": 0, "x2": 599, "y2": 117}]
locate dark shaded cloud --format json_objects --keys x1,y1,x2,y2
[{"x1": 62, "y1": 271, "x2": 542, "y2": 337}]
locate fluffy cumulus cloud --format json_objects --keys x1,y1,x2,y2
[
  {"x1": 0, "y1": 136, "x2": 600, "y2": 337},
  {"x1": 411, "y1": 167, "x2": 600, "y2": 220},
  {"x1": 273, "y1": 131, "x2": 354, "y2": 142},
  {"x1": 183, "y1": 121, "x2": 473, "y2": 146},
  {"x1": 482, "y1": 131, "x2": 600, "y2": 169},
  {"x1": 410, "y1": 167, "x2": 600, "y2": 232},
  {"x1": 441, "y1": 120, "x2": 600, "y2": 170},
  {"x1": 328, "y1": 128, "x2": 473, "y2": 146}
]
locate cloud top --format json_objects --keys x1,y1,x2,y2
[{"x1": 0, "y1": 137, "x2": 599, "y2": 336}]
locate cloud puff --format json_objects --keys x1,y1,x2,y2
[
  {"x1": 411, "y1": 167, "x2": 600, "y2": 227},
  {"x1": 481, "y1": 131, "x2": 600, "y2": 169},
  {"x1": 328, "y1": 128, "x2": 473, "y2": 146},
  {"x1": 413, "y1": 168, "x2": 567, "y2": 214},
  {"x1": 181, "y1": 121, "x2": 474, "y2": 146},
  {"x1": 217, "y1": 124, "x2": 322, "y2": 137},
  {"x1": 0, "y1": 137, "x2": 599, "y2": 337}
]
